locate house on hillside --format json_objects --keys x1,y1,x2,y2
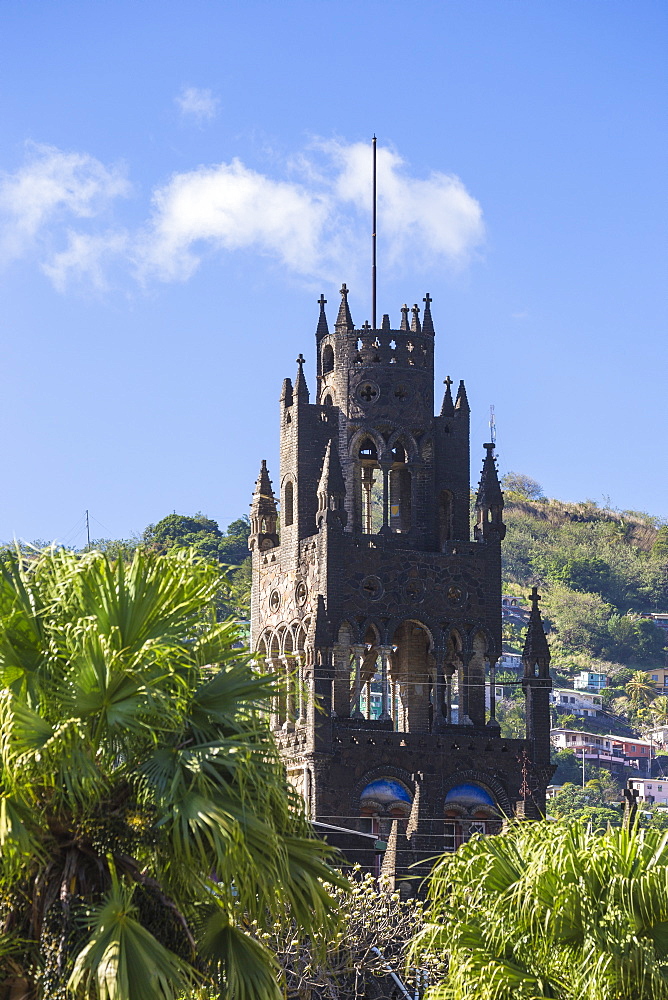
[
  {"x1": 574, "y1": 670, "x2": 608, "y2": 692},
  {"x1": 628, "y1": 777, "x2": 668, "y2": 805},
  {"x1": 607, "y1": 735, "x2": 652, "y2": 772},
  {"x1": 550, "y1": 728, "x2": 626, "y2": 772},
  {"x1": 648, "y1": 667, "x2": 668, "y2": 692},
  {"x1": 550, "y1": 687, "x2": 602, "y2": 718}
]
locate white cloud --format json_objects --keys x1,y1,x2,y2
[
  {"x1": 42, "y1": 230, "x2": 129, "y2": 291},
  {"x1": 321, "y1": 140, "x2": 484, "y2": 268},
  {"x1": 175, "y1": 86, "x2": 219, "y2": 123},
  {"x1": 137, "y1": 159, "x2": 331, "y2": 281},
  {"x1": 0, "y1": 138, "x2": 485, "y2": 291},
  {"x1": 138, "y1": 141, "x2": 484, "y2": 284},
  {"x1": 0, "y1": 143, "x2": 129, "y2": 266}
]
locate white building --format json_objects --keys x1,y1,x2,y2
[
  {"x1": 551, "y1": 728, "x2": 626, "y2": 769},
  {"x1": 551, "y1": 687, "x2": 602, "y2": 718}
]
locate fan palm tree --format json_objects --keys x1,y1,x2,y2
[
  {"x1": 0, "y1": 547, "x2": 341, "y2": 1000},
  {"x1": 627, "y1": 670, "x2": 657, "y2": 710},
  {"x1": 651, "y1": 695, "x2": 668, "y2": 726},
  {"x1": 412, "y1": 819, "x2": 668, "y2": 1000}
]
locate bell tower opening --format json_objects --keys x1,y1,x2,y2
[
  {"x1": 389, "y1": 441, "x2": 411, "y2": 533},
  {"x1": 357, "y1": 438, "x2": 382, "y2": 534}
]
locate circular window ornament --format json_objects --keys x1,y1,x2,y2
[
  {"x1": 447, "y1": 585, "x2": 467, "y2": 609},
  {"x1": 360, "y1": 575, "x2": 384, "y2": 601},
  {"x1": 403, "y1": 579, "x2": 425, "y2": 604},
  {"x1": 295, "y1": 581, "x2": 308, "y2": 607},
  {"x1": 393, "y1": 384, "x2": 412, "y2": 402},
  {"x1": 356, "y1": 381, "x2": 380, "y2": 405},
  {"x1": 269, "y1": 590, "x2": 281, "y2": 613}
]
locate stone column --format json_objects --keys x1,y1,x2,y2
[
  {"x1": 350, "y1": 644, "x2": 365, "y2": 718},
  {"x1": 433, "y1": 652, "x2": 446, "y2": 727},
  {"x1": 281, "y1": 656, "x2": 295, "y2": 730},
  {"x1": 444, "y1": 662, "x2": 456, "y2": 724},
  {"x1": 380, "y1": 462, "x2": 391, "y2": 532},
  {"x1": 296, "y1": 652, "x2": 306, "y2": 724},
  {"x1": 379, "y1": 646, "x2": 393, "y2": 721},
  {"x1": 488, "y1": 657, "x2": 497, "y2": 723},
  {"x1": 266, "y1": 657, "x2": 280, "y2": 730},
  {"x1": 459, "y1": 653, "x2": 473, "y2": 725}
]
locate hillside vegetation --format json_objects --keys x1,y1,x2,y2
[{"x1": 500, "y1": 476, "x2": 667, "y2": 669}]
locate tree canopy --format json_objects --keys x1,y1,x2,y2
[
  {"x1": 414, "y1": 819, "x2": 668, "y2": 999},
  {"x1": 0, "y1": 547, "x2": 340, "y2": 1000}
]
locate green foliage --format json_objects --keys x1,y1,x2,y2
[
  {"x1": 654, "y1": 527, "x2": 668, "y2": 560},
  {"x1": 548, "y1": 780, "x2": 622, "y2": 830},
  {"x1": 142, "y1": 513, "x2": 250, "y2": 568},
  {"x1": 0, "y1": 547, "x2": 341, "y2": 999},
  {"x1": 503, "y1": 496, "x2": 668, "y2": 623},
  {"x1": 414, "y1": 819, "x2": 668, "y2": 999},
  {"x1": 500, "y1": 472, "x2": 544, "y2": 500},
  {"x1": 142, "y1": 514, "x2": 252, "y2": 619}
]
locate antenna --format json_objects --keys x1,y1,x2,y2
[
  {"x1": 372, "y1": 135, "x2": 377, "y2": 330},
  {"x1": 85, "y1": 509, "x2": 91, "y2": 549},
  {"x1": 489, "y1": 405, "x2": 496, "y2": 447}
]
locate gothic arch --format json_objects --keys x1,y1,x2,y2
[
  {"x1": 350, "y1": 766, "x2": 416, "y2": 817},
  {"x1": 347, "y1": 426, "x2": 386, "y2": 461},
  {"x1": 441, "y1": 770, "x2": 512, "y2": 818},
  {"x1": 463, "y1": 623, "x2": 497, "y2": 659},
  {"x1": 385, "y1": 428, "x2": 419, "y2": 463},
  {"x1": 322, "y1": 342, "x2": 334, "y2": 375}
]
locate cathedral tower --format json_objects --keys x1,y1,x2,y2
[{"x1": 249, "y1": 287, "x2": 552, "y2": 873}]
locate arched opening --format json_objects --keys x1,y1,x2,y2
[
  {"x1": 360, "y1": 777, "x2": 413, "y2": 842},
  {"x1": 390, "y1": 621, "x2": 434, "y2": 733},
  {"x1": 284, "y1": 481, "x2": 294, "y2": 527},
  {"x1": 358, "y1": 438, "x2": 382, "y2": 534},
  {"x1": 438, "y1": 490, "x2": 453, "y2": 548},
  {"x1": 323, "y1": 394, "x2": 333, "y2": 407},
  {"x1": 322, "y1": 343, "x2": 334, "y2": 374},
  {"x1": 444, "y1": 782, "x2": 502, "y2": 850},
  {"x1": 389, "y1": 441, "x2": 411, "y2": 533}
]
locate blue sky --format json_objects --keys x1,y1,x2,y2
[{"x1": 1, "y1": 0, "x2": 666, "y2": 545}]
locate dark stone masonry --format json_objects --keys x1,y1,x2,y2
[{"x1": 249, "y1": 286, "x2": 553, "y2": 882}]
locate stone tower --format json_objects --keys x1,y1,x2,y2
[{"x1": 249, "y1": 286, "x2": 552, "y2": 875}]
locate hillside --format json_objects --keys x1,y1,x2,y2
[{"x1": 500, "y1": 489, "x2": 667, "y2": 667}]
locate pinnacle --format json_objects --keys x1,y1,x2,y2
[
  {"x1": 250, "y1": 460, "x2": 278, "y2": 516},
  {"x1": 410, "y1": 304, "x2": 421, "y2": 334},
  {"x1": 335, "y1": 283, "x2": 354, "y2": 331},
  {"x1": 400, "y1": 304, "x2": 410, "y2": 330},
  {"x1": 522, "y1": 587, "x2": 551, "y2": 663},
  {"x1": 316, "y1": 293, "x2": 329, "y2": 336},
  {"x1": 475, "y1": 443, "x2": 503, "y2": 509},
  {"x1": 422, "y1": 293, "x2": 434, "y2": 335},
  {"x1": 318, "y1": 439, "x2": 346, "y2": 498},
  {"x1": 294, "y1": 353, "x2": 309, "y2": 399},
  {"x1": 440, "y1": 375, "x2": 455, "y2": 417},
  {"x1": 455, "y1": 379, "x2": 470, "y2": 414}
]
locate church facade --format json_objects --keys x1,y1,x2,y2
[{"x1": 248, "y1": 286, "x2": 553, "y2": 877}]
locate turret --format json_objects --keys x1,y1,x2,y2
[
  {"x1": 248, "y1": 460, "x2": 279, "y2": 551},
  {"x1": 522, "y1": 587, "x2": 553, "y2": 773},
  {"x1": 316, "y1": 440, "x2": 347, "y2": 529},
  {"x1": 474, "y1": 443, "x2": 506, "y2": 542}
]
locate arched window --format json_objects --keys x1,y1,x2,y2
[
  {"x1": 284, "y1": 481, "x2": 294, "y2": 527},
  {"x1": 358, "y1": 438, "x2": 381, "y2": 534},
  {"x1": 323, "y1": 394, "x2": 333, "y2": 407},
  {"x1": 389, "y1": 442, "x2": 411, "y2": 533},
  {"x1": 322, "y1": 344, "x2": 334, "y2": 374}
]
